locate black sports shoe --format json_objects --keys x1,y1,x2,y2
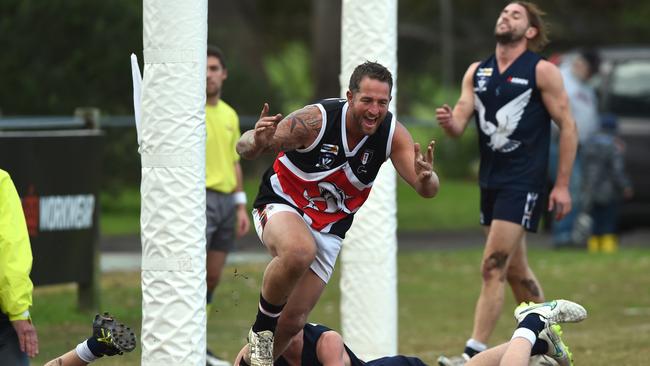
[{"x1": 92, "y1": 312, "x2": 137, "y2": 356}]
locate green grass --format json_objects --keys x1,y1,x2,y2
[
  {"x1": 32, "y1": 247, "x2": 650, "y2": 365},
  {"x1": 100, "y1": 178, "x2": 479, "y2": 235}
]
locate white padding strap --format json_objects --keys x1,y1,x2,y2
[
  {"x1": 143, "y1": 48, "x2": 197, "y2": 64},
  {"x1": 141, "y1": 153, "x2": 198, "y2": 168},
  {"x1": 141, "y1": 256, "x2": 195, "y2": 271}
]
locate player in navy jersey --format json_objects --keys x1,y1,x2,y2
[
  {"x1": 236, "y1": 61, "x2": 440, "y2": 366},
  {"x1": 435, "y1": 2, "x2": 578, "y2": 365},
  {"x1": 233, "y1": 299, "x2": 586, "y2": 366}
]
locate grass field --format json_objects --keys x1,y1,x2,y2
[{"x1": 32, "y1": 247, "x2": 650, "y2": 365}]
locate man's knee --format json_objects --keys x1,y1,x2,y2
[
  {"x1": 481, "y1": 250, "x2": 509, "y2": 282},
  {"x1": 279, "y1": 242, "x2": 317, "y2": 272}
]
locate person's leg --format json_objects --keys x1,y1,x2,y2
[
  {"x1": 206, "y1": 250, "x2": 228, "y2": 312},
  {"x1": 44, "y1": 313, "x2": 136, "y2": 366},
  {"x1": 205, "y1": 191, "x2": 237, "y2": 365},
  {"x1": 273, "y1": 268, "x2": 327, "y2": 359},
  {"x1": 44, "y1": 350, "x2": 89, "y2": 366},
  {"x1": 499, "y1": 338, "x2": 532, "y2": 366},
  {"x1": 507, "y1": 235, "x2": 544, "y2": 304},
  {"x1": 0, "y1": 325, "x2": 29, "y2": 366},
  {"x1": 247, "y1": 207, "x2": 317, "y2": 365},
  {"x1": 205, "y1": 190, "x2": 236, "y2": 314},
  {"x1": 600, "y1": 202, "x2": 619, "y2": 253},
  {"x1": 465, "y1": 343, "x2": 508, "y2": 366},
  {"x1": 471, "y1": 219, "x2": 526, "y2": 345}
]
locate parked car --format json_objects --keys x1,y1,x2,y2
[{"x1": 593, "y1": 47, "x2": 650, "y2": 228}]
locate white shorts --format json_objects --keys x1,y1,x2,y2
[{"x1": 252, "y1": 203, "x2": 343, "y2": 283}]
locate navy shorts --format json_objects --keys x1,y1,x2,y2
[
  {"x1": 480, "y1": 188, "x2": 543, "y2": 233},
  {"x1": 206, "y1": 189, "x2": 236, "y2": 252}
]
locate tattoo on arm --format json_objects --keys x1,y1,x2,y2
[
  {"x1": 272, "y1": 106, "x2": 322, "y2": 151},
  {"x1": 289, "y1": 115, "x2": 308, "y2": 133}
]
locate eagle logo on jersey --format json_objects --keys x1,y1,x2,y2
[
  {"x1": 302, "y1": 181, "x2": 352, "y2": 214},
  {"x1": 475, "y1": 88, "x2": 532, "y2": 153}
]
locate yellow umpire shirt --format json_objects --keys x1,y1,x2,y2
[
  {"x1": 0, "y1": 169, "x2": 34, "y2": 322},
  {"x1": 206, "y1": 100, "x2": 241, "y2": 193}
]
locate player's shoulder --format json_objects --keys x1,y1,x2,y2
[{"x1": 535, "y1": 59, "x2": 563, "y2": 88}]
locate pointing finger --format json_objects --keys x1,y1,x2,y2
[
  {"x1": 414, "y1": 142, "x2": 421, "y2": 159},
  {"x1": 259, "y1": 103, "x2": 270, "y2": 119},
  {"x1": 427, "y1": 140, "x2": 435, "y2": 164}
]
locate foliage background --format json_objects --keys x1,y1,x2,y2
[{"x1": 2, "y1": 0, "x2": 650, "y2": 116}]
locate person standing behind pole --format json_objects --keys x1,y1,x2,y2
[
  {"x1": 579, "y1": 114, "x2": 633, "y2": 253},
  {"x1": 0, "y1": 169, "x2": 39, "y2": 365},
  {"x1": 204, "y1": 45, "x2": 251, "y2": 366},
  {"x1": 435, "y1": 2, "x2": 578, "y2": 365},
  {"x1": 549, "y1": 49, "x2": 600, "y2": 247}
]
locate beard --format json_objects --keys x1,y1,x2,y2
[{"x1": 494, "y1": 27, "x2": 525, "y2": 45}]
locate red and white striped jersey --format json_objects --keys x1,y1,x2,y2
[{"x1": 253, "y1": 98, "x2": 396, "y2": 238}]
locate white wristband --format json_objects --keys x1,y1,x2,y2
[{"x1": 233, "y1": 191, "x2": 247, "y2": 205}]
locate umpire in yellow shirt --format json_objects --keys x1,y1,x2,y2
[
  {"x1": 0, "y1": 169, "x2": 39, "y2": 364},
  {"x1": 204, "y1": 46, "x2": 250, "y2": 366}
]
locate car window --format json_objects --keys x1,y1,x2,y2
[
  {"x1": 611, "y1": 61, "x2": 650, "y2": 96},
  {"x1": 606, "y1": 60, "x2": 650, "y2": 117}
]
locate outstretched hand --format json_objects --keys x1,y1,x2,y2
[
  {"x1": 435, "y1": 104, "x2": 454, "y2": 131},
  {"x1": 414, "y1": 140, "x2": 435, "y2": 182},
  {"x1": 254, "y1": 103, "x2": 283, "y2": 149}
]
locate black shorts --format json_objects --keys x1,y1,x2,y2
[
  {"x1": 206, "y1": 189, "x2": 236, "y2": 252},
  {"x1": 480, "y1": 188, "x2": 543, "y2": 233}
]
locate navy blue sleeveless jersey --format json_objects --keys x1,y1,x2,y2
[
  {"x1": 473, "y1": 50, "x2": 551, "y2": 192},
  {"x1": 253, "y1": 98, "x2": 396, "y2": 239}
]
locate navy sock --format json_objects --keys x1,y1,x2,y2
[
  {"x1": 86, "y1": 337, "x2": 107, "y2": 357},
  {"x1": 531, "y1": 338, "x2": 549, "y2": 355},
  {"x1": 518, "y1": 313, "x2": 546, "y2": 337},
  {"x1": 252, "y1": 294, "x2": 284, "y2": 333},
  {"x1": 464, "y1": 346, "x2": 481, "y2": 358}
]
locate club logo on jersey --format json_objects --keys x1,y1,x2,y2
[
  {"x1": 475, "y1": 77, "x2": 489, "y2": 93},
  {"x1": 507, "y1": 76, "x2": 529, "y2": 86},
  {"x1": 474, "y1": 88, "x2": 532, "y2": 153},
  {"x1": 316, "y1": 144, "x2": 339, "y2": 170},
  {"x1": 302, "y1": 181, "x2": 353, "y2": 214},
  {"x1": 361, "y1": 149, "x2": 374, "y2": 165}
]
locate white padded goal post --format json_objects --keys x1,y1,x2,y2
[{"x1": 340, "y1": 0, "x2": 399, "y2": 360}]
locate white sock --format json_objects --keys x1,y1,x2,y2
[
  {"x1": 76, "y1": 340, "x2": 99, "y2": 363},
  {"x1": 466, "y1": 338, "x2": 488, "y2": 352},
  {"x1": 511, "y1": 328, "x2": 537, "y2": 346}
]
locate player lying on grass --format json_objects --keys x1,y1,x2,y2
[{"x1": 234, "y1": 299, "x2": 586, "y2": 366}]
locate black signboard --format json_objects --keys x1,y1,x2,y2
[{"x1": 0, "y1": 129, "x2": 103, "y2": 309}]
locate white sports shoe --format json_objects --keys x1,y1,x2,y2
[
  {"x1": 537, "y1": 324, "x2": 573, "y2": 366},
  {"x1": 514, "y1": 300, "x2": 587, "y2": 324},
  {"x1": 248, "y1": 328, "x2": 274, "y2": 366},
  {"x1": 437, "y1": 353, "x2": 470, "y2": 366}
]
